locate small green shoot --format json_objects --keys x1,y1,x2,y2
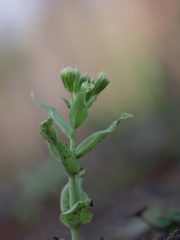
[{"x1": 31, "y1": 66, "x2": 133, "y2": 240}]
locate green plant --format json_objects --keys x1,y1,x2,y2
[
  {"x1": 31, "y1": 67, "x2": 133, "y2": 240},
  {"x1": 131, "y1": 206, "x2": 180, "y2": 239}
]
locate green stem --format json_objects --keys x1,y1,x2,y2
[
  {"x1": 69, "y1": 128, "x2": 76, "y2": 207},
  {"x1": 70, "y1": 128, "x2": 76, "y2": 155},
  {"x1": 71, "y1": 227, "x2": 80, "y2": 240},
  {"x1": 69, "y1": 174, "x2": 76, "y2": 208},
  {"x1": 70, "y1": 92, "x2": 75, "y2": 105},
  {"x1": 69, "y1": 127, "x2": 80, "y2": 240}
]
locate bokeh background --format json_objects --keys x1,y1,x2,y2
[{"x1": 0, "y1": 1, "x2": 180, "y2": 240}]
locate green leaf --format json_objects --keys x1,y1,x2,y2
[
  {"x1": 62, "y1": 97, "x2": 71, "y2": 109},
  {"x1": 75, "y1": 170, "x2": 88, "y2": 203},
  {"x1": 75, "y1": 113, "x2": 133, "y2": 159},
  {"x1": 155, "y1": 217, "x2": 173, "y2": 229},
  {"x1": 87, "y1": 95, "x2": 97, "y2": 109},
  {"x1": 69, "y1": 92, "x2": 88, "y2": 128},
  {"x1": 119, "y1": 112, "x2": 134, "y2": 119},
  {"x1": 60, "y1": 199, "x2": 93, "y2": 228},
  {"x1": 30, "y1": 91, "x2": 72, "y2": 138},
  {"x1": 168, "y1": 211, "x2": 180, "y2": 223},
  {"x1": 60, "y1": 183, "x2": 69, "y2": 213},
  {"x1": 39, "y1": 117, "x2": 80, "y2": 175},
  {"x1": 60, "y1": 169, "x2": 88, "y2": 213},
  {"x1": 60, "y1": 93, "x2": 71, "y2": 109}
]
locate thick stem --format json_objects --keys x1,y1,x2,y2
[
  {"x1": 69, "y1": 174, "x2": 76, "y2": 208},
  {"x1": 70, "y1": 128, "x2": 76, "y2": 155},
  {"x1": 69, "y1": 128, "x2": 76, "y2": 208},
  {"x1": 69, "y1": 127, "x2": 80, "y2": 240},
  {"x1": 71, "y1": 227, "x2": 80, "y2": 240}
]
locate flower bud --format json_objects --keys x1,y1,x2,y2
[
  {"x1": 79, "y1": 73, "x2": 91, "y2": 86},
  {"x1": 80, "y1": 81, "x2": 94, "y2": 92},
  {"x1": 93, "y1": 72, "x2": 110, "y2": 95},
  {"x1": 74, "y1": 73, "x2": 91, "y2": 93},
  {"x1": 80, "y1": 77, "x2": 95, "y2": 102},
  {"x1": 60, "y1": 67, "x2": 80, "y2": 93}
]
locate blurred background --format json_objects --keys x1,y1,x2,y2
[{"x1": 0, "y1": 1, "x2": 180, "y2": 239}]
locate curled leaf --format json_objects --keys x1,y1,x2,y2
[
  {"x1": 60, "y1": 199, "x2": 93, "y2": 228},
  {"x1": 60, "y1": 169, "x2": 88, "y2": 213},
  {"x1": 39, "y1": 117, "x2": 80, "y2": 175},
  {"x1": 60, "y1": 183, "x2": 69, "y2": 213}
]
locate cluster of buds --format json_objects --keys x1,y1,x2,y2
[{"x1": 60, "y1": 67, "x2": 110, "y2": 101}]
